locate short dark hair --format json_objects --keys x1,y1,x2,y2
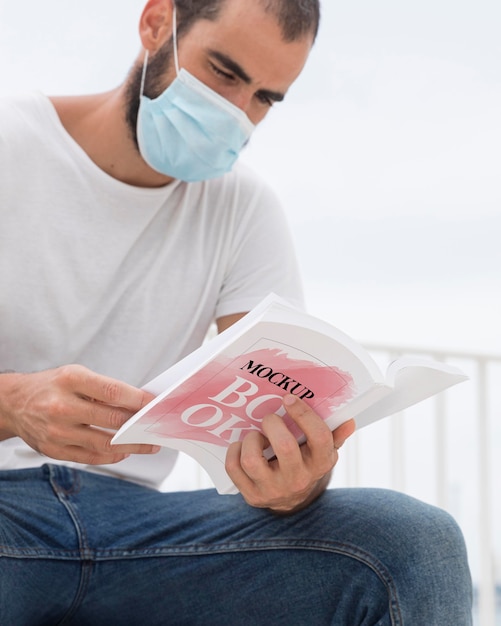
[{"x1": 175, "y1": 0, "x2": 320, "y2": 43}]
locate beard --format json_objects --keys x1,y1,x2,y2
[{"x1": 124, "y1": 41, "x2": 174, "y2": 150}]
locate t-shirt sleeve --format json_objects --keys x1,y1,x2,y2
[{"x1": 214, "y1": 169, "x2": 305, "y2": 319}]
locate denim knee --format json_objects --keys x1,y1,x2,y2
[{"x1": 322, "y1": 488, "x2": 473, "y2": 625}]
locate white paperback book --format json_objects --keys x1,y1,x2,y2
[{"x1": 113, "y1": 294, "x2": 468, "y2": 494}]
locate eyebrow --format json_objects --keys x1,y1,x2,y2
[{"x1": 208, "y1": 50, "x2": 285, "y2": 103}]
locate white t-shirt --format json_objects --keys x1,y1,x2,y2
[{"x1": 0, "y1": 92, "x2": 303, "y2": 488}]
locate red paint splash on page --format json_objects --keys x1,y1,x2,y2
[{"x1": 140, "y1": 346, "x2": 354, "y2": 447}]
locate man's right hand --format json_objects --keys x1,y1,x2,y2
[{"x1": 0, "y1": 365, "x2": 159, "y2": 465}]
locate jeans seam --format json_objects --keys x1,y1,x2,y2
[
  {"x1": 85, "y1": 539, "x2": 402, "y2": 625},
  {"x1": 48, "y1": 466, "x2": 94, "y2": 624},
  {"x1": 168, "y1": 542, "x2": 399, "y2": 626},
  {"x1": 1, "y1": 539, "x2": 403, "y2": 624}
]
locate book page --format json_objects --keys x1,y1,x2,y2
[{"x1": 354, "y1": 358, "x2": 468, "y2": 428}]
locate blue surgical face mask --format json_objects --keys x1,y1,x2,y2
[{"x1": 136, "y1": 5, "x2": 255, "y2": 182}]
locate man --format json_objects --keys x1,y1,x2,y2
[{"x1": 0, "y1": 0, "x2": 472, "y2": 623}]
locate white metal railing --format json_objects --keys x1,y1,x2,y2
[
  {"x1": 351, "y1": 345, "x2": 501, "y2": 626},
  {"x1": 162, "y1": 344, "x2": 501, "y2": 626}
]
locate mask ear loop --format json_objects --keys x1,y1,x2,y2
[
  {"x1": 139, "y1": 50, "x2": 149, "y2": 99},
  {"x1": 172, "y1": 3, "x2": 180, "y2": 75}
]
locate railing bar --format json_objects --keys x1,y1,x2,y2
[
  {"x1": 385, "y1": 351, "x2": 404, "y2": 493},
  {"x1": 346, "y1": 433, "x2": 360, "y2": 488},
  {"x1": 477, "y1": 360, "x2": 495, "y2": 626},
  {"x1": 390, "y1": 412, "x2": 405, "y2": 493},
  {"x1": 434, "y1": 391, "x2": 447, "y2": 510}
]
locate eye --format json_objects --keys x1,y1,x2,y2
[
  {"x1": 256, "y1": 92, "x2": 274, "y2": 107},
  {"x1": 209, "y1": 62, "x2": 235, "y2": 81}
]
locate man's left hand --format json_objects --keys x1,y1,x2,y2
[{"x1": 225, "y1": 394, "x2": 356, "y2": 513}]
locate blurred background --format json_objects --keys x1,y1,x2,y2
[{"x1": 1, "y1": 0, "x2": 499, "y2": 622}]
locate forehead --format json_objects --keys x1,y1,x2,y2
[{"x1": 180, "y1": 0, "x2": 313, "y2": 92}]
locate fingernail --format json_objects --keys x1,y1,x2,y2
[
  {"x1": 151, "y1": 446, "x2": 161, "y2": 453},
  {"x1": 283, "y1": 394, "x2": 296, "y2": 406}
]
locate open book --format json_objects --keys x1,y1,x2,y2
[{"x1": 112, "y1": 294, "x2": 467, "y2": 494}]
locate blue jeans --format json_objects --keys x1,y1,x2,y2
[{"x1": 0, "y1": 465, "x2": 472, "y2": 625}]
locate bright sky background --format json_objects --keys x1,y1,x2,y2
[{"x1": 1, "y1": 0, "x2": 499, "y2": 355}]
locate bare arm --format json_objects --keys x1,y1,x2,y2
[
  {"x1": 216, "y1": 312, "x2": 247, "y2": 334},
  {"x1": 0, "y1": 366, "x2": 160, "y2": 464}
]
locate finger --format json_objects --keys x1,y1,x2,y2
[
  {"x1": 76, "y1": 396, "x2": 139, "y2": 431},
  {"x1": 44, "y1": 441, "x2": 149, "y2": 466},
  {"x1": 238, "y1": 430, "x2": 272, "y2": 481},
  {"x1": 35, "y1": 426, "x2": 136, "y2": 465},
  {"x1": 225, "y1": 441, "x2": 262, "y2": 496},
  {"x1": 77, "y1": 425, "x2": 161, "y2": 456},
  {"x1": 39, "y1": 392, "x2": 137, "y2": 433},
  {"x1": 56, "y1": 365, "x2": 152, "y2": 411},
  {"x1": 260, "y1": 412, "x2": 302, "y2": 470},
  {"x1": 226, "y1": 437, "x2": 296, "y2": 511},
  {"x1": 41, "y1": 418, "x2": 160, "y2": 458},
  {"x1": 281, "y1": 394, "x2": 334, "y2": 467},
  {"x1": 332, "y1": 419, "x2": 356, "y2": 449},
  {"x1": 78, "y1": 443, "x2": 160, "y2": 464},
  {"x1": 39, "y1": 442, "x2": 132, "y2": 466}
]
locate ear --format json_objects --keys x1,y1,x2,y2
[{"x1": 139, "y1": 0, "x2": 174, "y2": 53}]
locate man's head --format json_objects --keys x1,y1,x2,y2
[{"x1": 125, "y1": 0, "x2": 319, "y2": 176}]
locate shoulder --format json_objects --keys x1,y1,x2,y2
[
  {"x1": 0, "y1": 92, "x2": 54, "y2": 124},
  {"x1": 0, "y1": 92, "x2": 58, "y2": 148},
  {"x1": 198, "y1": 162, "x2": 284, "y2": 217},
  {"x1": 225, "y1": 162, "x2": 278, "y2": 198}
]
